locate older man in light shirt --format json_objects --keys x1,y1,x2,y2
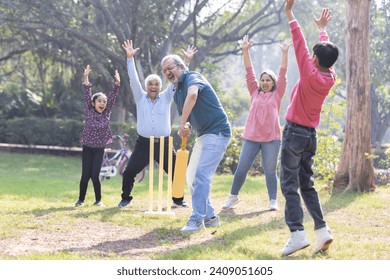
[{"x1": 118, "y1": 40, "x2": 196, "y2": 208}]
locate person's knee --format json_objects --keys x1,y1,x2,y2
[
  {"x1": 124, "y1": 165, "x2": 142, "y2": 178},
  {"x1": 264, "y1": 167, "x2": 277, "y2": 175},
  {"x1": 80, "y1": 175, "x2": 90, "y2": 185},
  {"x1": 91, "y1": 176, "x2": 100, "y2": 185}
]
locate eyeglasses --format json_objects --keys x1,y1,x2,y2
[{"x1": 161, "y1": 65, "x2": 179, "y2": 75}]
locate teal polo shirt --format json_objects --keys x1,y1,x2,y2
[{"x1": 173, "y1": 71, "x2": 231, "y2": 137}]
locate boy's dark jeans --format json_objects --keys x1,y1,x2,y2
[{"x1": 280, "y1": 122, "x2": 326, "y2": 232}]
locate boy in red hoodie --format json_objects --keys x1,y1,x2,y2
[{"x1": 280, "y1": 0, "x2": 339, "y2": 256}]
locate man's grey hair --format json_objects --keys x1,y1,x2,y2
[
  {"x1": 161, "y1": 54, "x2": 188, "y2": 71},
  {"x1": 144, "y1": 74, "x2": 162, "y2": 90}
]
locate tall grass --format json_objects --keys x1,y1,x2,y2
[{"x1": 0, "y1": 151, "x2": 389, "y2": 260}]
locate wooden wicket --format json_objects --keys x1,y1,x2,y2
[{"x1": 144, "y1": 136, "x2": 175, "y2": 216}]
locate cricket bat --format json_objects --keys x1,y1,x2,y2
[{"x1": 172, "y1": 136, "x2": 189, "y2": 199}]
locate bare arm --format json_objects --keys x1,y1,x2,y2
[
  {"x1": 83, "y1": 65, "x2": 91, "y2": 85},
  {"x1": 239, "y1": 35, "x2": 254, "y2": 68},
  {"x1": 285, "y1": 0, "x2": 295, "y2": 22},
  {"x1": 279, "y1": 38, "x2": 293, "y2": 69},
  {"x1": 114, "y1": 69, "x2": 120, "y2": 86},
  {"x1": 178, "y1": 85, "x2": 198, "y2": 138}
]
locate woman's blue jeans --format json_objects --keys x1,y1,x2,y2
[{"x1": 230, "y1": 139, "x2": 280, "y2": 200}]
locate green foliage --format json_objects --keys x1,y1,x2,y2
[
  {"x1": 373, "y1": 147, "x2": 390, "y2": 170},
  {"x1": 1, "y1": 114, "x2": 347, "y2": 181},
  {"x1": 217, "y1": 127, "x2": 244, "y2": 174},
  {"x1": 370, "y1": 0, "x2": 390, "y2": 144},
  {"x1": 3, "y1": 118, "x2": 82, "y2": 146},
  {"x1": 0, "y1": 118, "x2": 136, "y2": 147},
  {"x1": 314, "y1": 80, "x2": 345, "y2": 185},
  {"x1": 0, "y1": 0, "x2": 288, "y2": 122}
]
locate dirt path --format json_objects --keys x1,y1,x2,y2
[{"x1": 0, "y1": 217, "x2": 219, "y2": 259}]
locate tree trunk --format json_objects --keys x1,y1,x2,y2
[{"x1": 333, "y1": 0, "x2": 375, "y2": 192}]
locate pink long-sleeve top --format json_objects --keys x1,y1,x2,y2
[
  {"x1": 243, "y1": 66, "x2": 287, "y2": 142},
  {"x1": 284, "y1": 20, "x2": 337, "y2": 128}
]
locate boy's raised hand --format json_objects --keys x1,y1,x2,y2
[
  {"x1": 122, "y1": 39, "x2": 140, "y2": 59},
  {"x1": 314, "y1": 7, "x2": 331, "y2": 30},
  {"x1": 285, "y1": 0, "x2": 295, "y2": 21},
  {"x1": 285, "y1": 0, "x2": 294, "y2": 12},
  {"x1": 114, "y1": 69, "x2": 120, "y2": 86},
  {"x1": 182, "y1": 45, "x2": 198, "y2": 64}
]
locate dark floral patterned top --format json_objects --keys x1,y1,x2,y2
[{"x1": 80, "y1": 83, "x2": 119, "y2": 148}]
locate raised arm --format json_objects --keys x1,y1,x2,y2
[
  {"x1": 239, "y1": 35, "x2": 254, "y2": 68},
  {"x1": 285, "y1": 0, "x2": 295, "y2": 22},
  {"x1": 82, "y1": 65, "x2": 92, "y2": 109},
  {"x1": 114, "y1": 69, "x2": 120, "y2": 86},
  {"x1": 122, "y1": 39, "x2": 144, "y2": 102},
  {"x1": 83, "y1": 65, "x2": 91, "y2": 86},
  {"x1": 279, "y1": 38, "x2": 293, "y2": 69},
  {"x1": 105, "y1": 70, "x2": 120, "y2": 113}
]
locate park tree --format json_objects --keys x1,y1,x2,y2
[
  {"x1": 0, "y1": 0, "x2": 286, "y2": 122},
  {"x1": 333, "y1": 0, "x2": 375, "y2": 192}
]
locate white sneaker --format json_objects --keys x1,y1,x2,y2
[
  {"x1": 313, "y1": 226, "x2": 333, "y2": 254},
  {"x1": 180, "y1": 220, "x2": 205, "y2": 233},
  {"x1": 222, "y1": 194, "x2": 240, "y2": 209},
  {"x1": 280, "y1": 230, "x2": 310, "y2": 256},
  {"x1": 269, "y1": 199, "x2": 278, "y2": 211},
  {"x1": 204, "y1": 215, "x2": 220, "y2": 227}
]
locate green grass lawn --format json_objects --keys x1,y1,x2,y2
[{"x1": 0, "y1": 151, "x2": 389, "y2": 260}]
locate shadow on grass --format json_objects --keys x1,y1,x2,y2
[
  {"x1": 67, "y1": 226, "x2": 191, "y2": 257},
  {"x1": 25, "y1": 187, "x2": 362, "y2": 260},
  {"x1": 151, "y1": 189, "x2": 362, "y2": 260},
  {"x1": 220, "y1": 208, "x2": 270, "y2": 219},
  {"x1": 30, "y1": 206, "x2": 76, "y2": 217}
]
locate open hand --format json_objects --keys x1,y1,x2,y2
[
  {"x1": 122, "y1": 39, "x2": 140, "y2": 59},
  {"x1": 182, "y1": 45, "x2": 198, "y2": 64},
  {"x1": 314, "y1": 7, "x2": 331, "y2": 29},
  {"x1": 279, "y1": 38, "x2": 293, "y2": 52},
  {"x1": 238, "y1": 35, "x2": 253, "y2": 50},
  {"x1": 285, "y1": 0, "x2": 294, "y2": 12}
]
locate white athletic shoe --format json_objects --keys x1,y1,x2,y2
[
  {"x1": 269, "y1": 199, "x2": 279, "y2": 211},
  {"x1": 313, "y1": 226, "x2": 333, "y2": 254},
  {"x1": 222, "y1": 194, "x2": 240, "y2": 209},
  {"x1": 180, "y1": 220, "x2": 205, "y2": 233},
  {"x1": 280, "y1": 230, "x2": 310, "y2": 256},
  {"x1": 204, "y1": 215, "x2": 220, "y2": 227}
]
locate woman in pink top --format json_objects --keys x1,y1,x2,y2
[{"x1": 223, "y1": 35, "x2": 292, "y2": 211}]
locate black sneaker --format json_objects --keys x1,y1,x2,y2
[
  {"x1": 118, "y1": 199, "x2": 132, "y2": 208},
  {"x1": 172, "y1": 200, "x2": 189, "y2": 208},
  {"x1": 93, "y1": 200, "x2": 103, "y2": 207},
  {"x1": 75, "y1": 200, "x2": 84, "y2": 207}
]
